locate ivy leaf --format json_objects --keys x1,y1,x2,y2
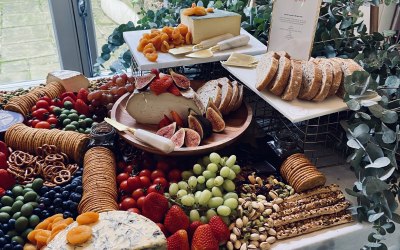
[
  {"x1": 381, "y1": 123, "x2": 396, "y2": 144},
  {"x1": 368, "y1": 212, "x2": 385, "y2": 222},
  {"x1": 363, "y1": 176, "x2": 389, "y2": 196},
  {"x1": 347, "y1": 99, "x2": 361, "y2": 111},
  {"x1": 365, "y1": 157, "x2": 391, "y2": 168},
  {"x1": 379, "y1": 167, "x2": 395, "y2": 181},
  {"x1": 381, "y1": 110, "x2": 398, "y2": 124}
]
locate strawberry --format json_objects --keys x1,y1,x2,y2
[
  {"x1": 164, "y1": 205, "x2": 190, "y2": 234},
  {"x1": 158, "y1": 115, "x2": 172, "y2": 129},
  {"x1": 167, "y1": 84, "x2": 181, "y2": 96},
  {"x1": 62, "y1": 96, "x2": 76, "y2": 106},
  {"x1": 0, "y1": 187, "x2": 5, "y2": 197},
  {"x1": 142, "y1": 192, "x2": 169, "y2": 223},
  {"x1": 150, "y1": 77, "x2": 173, "y2": 95},
  {"x1": 74, "y1": 99, "x2": 90, "y2": 116},
  {"x1": 167, "y1": 230, "x2": 189, "y2": 250},
  {"x1": 0, "y1": 169, "x2": 16, "y2": 190},
  {"x1": 208, "y1": 216, "x2": 229, "y2": 244},
  {"x1": 0, "y1": 141, "x2": 8, "y2": 158},
  {"x1": 0, "y1": 152, "x2": 7, "y2": 170},
  {"x1": 77, "y1": 88, "x2": 89, "y2": 103},
  {"x1": 188, "y1": 221, "x2": 202, "y2": 241},
  {"x1": 157, "y1": 223, "x2": 169, "y2": 237},
  {"x1": 61, "y1": 92, "x2": 77, "y2": 101},
  {"x1": 151, "y1": 68, "x2": 160, "y2": 78},
  {"x1": 191, "y1": 224, "x2": 219, "y2": 250},
  {"x1": 170, "y1": 111, "x2": 184, "y2": 127}
]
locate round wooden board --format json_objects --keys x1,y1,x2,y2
[{"x1": 110, "y1": 91, "x2": 253, "y2": 156}]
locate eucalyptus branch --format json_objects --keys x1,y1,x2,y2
[
  {"x1": 348, "y1": 129, "x2": 374, "y2": 164},
  {"x1": 314, "y1": 34, "x2": 374, "y2": 45}
]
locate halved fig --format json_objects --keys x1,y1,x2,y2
[
  {"x1": 184, "y1": 128, "x2": 201, "y2": 147},
  {"x1": 135, "y1": 73, "x2": 156, "y2": 90},
  {"x1": 188, "y1": 108, "x2": 198, "y2": 116},
  {"x1": 169, "y1": 69, "x2": 190, "y2": 89},
  {"x1": 206, "y1": 107, "x2": 225, "y2": 132},
  {"x1": 171, "y1": 128, "x2": 185, "y2": 148},
  {"x1": 207, "y1": 97, "x2": 222, "y2": 118},
  {"x1": 156, "y1": 122, "x2": 176, "y2": 139},
  {"x1": 188, "y1": 114, "x2": 212, "y2": 139}
]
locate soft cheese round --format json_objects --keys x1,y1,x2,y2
[{"x1": 45, "y1": 211, "x2": 167, "y2": 250}]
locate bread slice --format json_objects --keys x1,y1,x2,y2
[
  {"x1": 327, "y1": 59, "x2": 343, "y2": 96},
  {"x1": 232, "y1": 84, "x2": 244, "y2": 111},
  {"x1": 281, "y1": 60, "x2": 303, "y2": 101},
  {"x1": 331, "y1": 58, "x2": 364, "y2": 98},
  {"x1": 256, "y1": 52, "x2": 279, "y2": 91},
  {"x1": 298, "y1": 61, "x2": 322, "y2": 100},
  {"x1": 197, "y1": 80, "x2": 222, "y2": 109},
  {"x1": 312, "y1": 61, "x2": 333, "y2": 102},
  {"x1": 217, "y1": 77, "x2": 233, "y2": 115},
  {"x1": 276, "y1": 51, "x2": 291, "y2": 59},
  {"x1": 269, "y1": 56, "x2": 291, "y2": 96},
  {"x1": 224, "y1": 80, "x2": 239, "y2": 115}
]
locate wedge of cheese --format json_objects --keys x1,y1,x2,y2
[
  {"x1": 47, "y1": 70, "x2": 90, "y2": 92},
  {"x1": 180, "y1": 10, "x2": 241, "y2": 44},
  {"x1": 126, "y1": 88, "x2": 204, "y2": 124}
]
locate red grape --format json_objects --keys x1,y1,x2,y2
[
  {"x1": 100, "y1": 85, "x2": 108, "y2": 90},
  {"x1": 127, "y1": 76, "x2": 135, "y2": 84},
  {"x1": 91, "y1": 99, "x2": 102, "y2": 107},
  {"x1": 112, "y1": 75, "x2": 119, "y2": 83},
  {"x1": 101, "y1": 94, "x2": 114, "y2": 105},
  {"x1": 106, "y1": 103, "x2": 114, "y2": 110},
  {"x1": 126, "y1": 84, "x2": 134, "y2": 92},
  {"x1": 106, "y1": 80, "x2": 114, "y2": 87},
  {"x1": 87, "y1": 90, "x2": 102, "y2": 101},
  {"x1": 110, "y1": 87, "x2": 119, "y2": 95},
  {"x1": 116, "y1": 77, "x2": 126, "y2": 87},
  {"x1": 116, "y1": 87, "x2": 127, "y2": 96}
]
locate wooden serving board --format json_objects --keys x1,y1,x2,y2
[{"x1": 110, "y1": 91, "x2": 252, "y2": 156}]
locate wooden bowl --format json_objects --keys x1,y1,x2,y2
[{"x1": 110, "y1": 92, "x2": 253, "y2": 156}]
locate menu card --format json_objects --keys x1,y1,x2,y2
[{"x1": 267, "y1": 0, "x2": 322, "y2": 60}]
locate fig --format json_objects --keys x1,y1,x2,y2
[
  {"x1": 206, "y1": 107, "x2": 225, "y2": 132},
  {"x1": 135, "y1": 73, "x2": 156, "y2": 90},
  {"x1": 207, "y1": 97, "x2": 222, "y2": 118},
  {"x1": 184, "y1": 128, "x2": 201, "y2": 147},
  {"x1": 188, "y1": 114, "x2": 212, "y2": 139},
  {"x1": 169, "y1": 69, "x2": 190, "y2": 89},
  {"x1": 171, "y1": 128, "x2": 185, "y2": 148},
  {"x1": 156, "y1": 122, "x2": 176, "y2": 139}
]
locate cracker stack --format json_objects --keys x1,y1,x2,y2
[
  {"x1": 79, "y1": 147, "x2": 118, "y2": 213},
  {"x1": 271, "y1": 184, "x2": 352, "y2": 239},
  {"x1": 4, "y1": 123, "x2": 88, "y2": 162},
  {"x1": 280, "y1": 153, "x2": 326, "y2": 192},
  {"x1": 4, "y1": 82, "x2": 65, "y2": 116}
]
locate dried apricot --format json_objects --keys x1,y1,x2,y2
[
  {"x1": 150, "y1": 32, "x2": 159, "y2": 39},
  {"x1": 151, "y1": 29, "x2": 161, "y2": 34},
  {"x1": 77, "y1": 212, "x2": 99, "y2": 225},
  {"x1": 67, "y1": 225, "x2": 93, "y2": 245},
  {"x1": 172, "y1": 29, "x2": 181, "y2": 40},
  {"x1": 35, "y1": 230, "x2": 51, "y2": 249},
  {"x1": 52, "y1": 218, "x2": 74, "y2": 230},
  {"x1": 150, "y1": 36, "x2": 162, "y2": 50},
  {"x1": 47, "y1": 214, "x2": 63, "y2": 223},
  {"x1": 160, "y1": 33, "x2": 169, "y2": 42},
  {"x1": 28, "y1": 229, "x2": 43, "y2": 244},
  {"x1": 182, "y1": 8, "x2": 195, "y2": 16},
  {"x1": 145, "y1": 52, "x2": 158, "y2": 62},
  {"x1": 193, "y1": 6, "x2": 207, "y2": 16},
  {"x1": 52, "y1": 223, "x2": 68, "y2": 233},
  {"x1": 23, "y1": 243, "x2": 36, "y2": 250},
  {"x1": 162, "y1": 26, "x2": 173, "y2": 36},
  {"x1": 137, "y1": 38, "x2": 149, "y2": 52},
  {"x1": 160, "y1": 41, "x2": 170, "y2": 53},
  {"x1": 35, "y1": 220, "x2": 50, "y2": 230},
  {"x1": 143, "y1": 33, "x2": 151, "y2": 40},
  {"x1": 173, "y1": 36, "x2": 184, "y2": 46},
  {"x1": 206, "y1": 7, "x2": 214, "y2": 13},
  {"x1": 177, "y1": 24, "x2": 188, "y2": 36},
  {"x1": 185, "y1": 32, "x2": 192, "y2": 45}
]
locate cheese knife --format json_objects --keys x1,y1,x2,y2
[
  {"x1": 168, "y1": 33, "x2": 234, "y2": 55},
  {"x1": 104, "y1": 118, "x2": 175, "y2": 154}
]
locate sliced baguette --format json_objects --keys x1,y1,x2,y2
[
  {"x1": 298, "y1": 61, "x2": 322, "y2": 100},
  {"x1": 281, "y1": 60, "x2": 303, "y2": 101},
  {"x1": 269, "y1": 56, "x2": 291, "y2": 96},
  {"x1": 217, "y1": 77, "x2": 233, "y2": 115},
  {"x1": 232, "y1": 84, "x2": 244, "y2": 111},
  {"x1": 327, "y1": 59, "x2": 343, "y2": 96},
  {"x1": 225, "y1": 80, "x2": 239, "y2": 115},
  {"x1": 255, "y1": 52, "x2": 279, "y2": 91},
  {"x1": 196, "y1": 80, "x2": 222, "y2": 108},
  {"x1": 312, "y1": 61, "x2": 333, "y2": 102}
]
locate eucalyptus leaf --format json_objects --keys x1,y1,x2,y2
[
  {"x1": 353, "y1": 124, "x2": 369, "y2": 137},
  {"x1": 372, "y1": 234, "x2": 385, "y2": 240},
  {"x1": 381, "y1": 110, "x2": 398, "y2": 124},
  {"x1": 392, "y1": 213, "x2": 400, "y2": 224},
  {"x1": 365, "y1": 242, "x2": 382, "y2": 248},
  {"x1": 359, "y1": 112, "x2": 371, "y2": 120},
  {"x1": 369, "y1": 104, "x2": 384, "y2": 118},
  {"x1": 347, "y1": 99, "x2": 361, "y2": 111},
  {"x1": 381, "y1": 123, "x2": 396, "y2": 144},
  {"x1": 379, "y1": 167, "x2": 395, "y2": 181},
  {"x1": 383, "y1": 190, "x2": 398, "y2": 213},
  {"x1": 365, "y1": 143, "x2": 384, "y2": 161},
  {"x1": 360, "y1": 100, "x2": 378, "y2": 107},
  {"x1": 347, "y1": 139, "x2": 361, "y2": 149},
  {"x1": 355, "y1": 181, "x2": 363, "y2": 191},
  {"x1": 346, "y1": 188, "x2": 362, "y2": 197},
  {"x1": 363, "y1": 177, "x2": 389, "y2": 196}
]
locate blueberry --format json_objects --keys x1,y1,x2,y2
[
  {"x1": 71, "y1": 193, "x2": 82, "y2": 202},
  {"x1": 11, "y1": 240, "x2": 19, "y2": 246},
  {"x1": 75, "y1": 186, "x2": 83, "y2": 193},
  {"x1": 0, "y1": 238, "x2": 5, "y2": 247},
  {"x1": 41, "y1": 210, "x2": 48, "y2": 216},
  {"x1": 70, "y1": 202, "x2": 78, "y2": 211},
  {"x1": 43, "y1": 198, "x2": 51, "y2": 206},
  {"x1": 5, "y1": 190, "x2": 12, "y2": 196},
  {"x1": 33, "y1": 208, "x2": 42, "y2": 215},
  {"x1": 62, "y1": 201, "x2": 69, "y2": 210},
  {"x1": 47, "y1": 190, "x2": 56, "y2": 198},
  {"x1": 2, "y1": 224, "x2": 9, "y2": 232},
  {"x1": 54, "y1": 186, "x2": 61, "y2": 192},
  {"x1": 7, "y1": 219, "x2": 15, "y2": 228},
  {"x1": 54, "y1": 193, "x2": 62, "y2": 199},
  {"x1": 14, "y1": 244, "x2": 23, "y2": 250},
  {"x1": 63, "y1": 211, "x2": 72, "y2": 218},
  {"x1": 49, "y1": 205, "x2": 55, "y2": 212},
  {"x1": 40, "y1": 186, "x2": 49, "y2": 194},
  {"x1": 54, "y1": 198, "x2": 63, "y2": 207},
  {"x1": 38, "y1": 197, "x2": 45, "y2": 203},
  {"x1": 64, "y1": 184, "x2": 71, "y2": 191},
  {"x1": 54, "y1": 208, "x2": 63, "y2": 214},
  {"x1": 0, "y1": 230, "x2": 3, "y2": 237},
  {"x1": 62, "y1": 191, "x2": 70, "y2": 199},
  {"x1": 43, "y1": 212, "x2": 50, "y2": 218},
  {"x1": 3, "y1": 243, "x2": 12, "y2": 250}
]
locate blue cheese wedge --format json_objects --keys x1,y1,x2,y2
[{"x1": 45, "y1": 211, "x2": 167, "y2": 250}]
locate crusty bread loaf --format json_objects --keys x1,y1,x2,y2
[
  {"x1": 218, "y1": 77, "x2": 233, "y2": 115},
  {"x1": 269, "y1": 56, "x2": 291, "y2": 96},
  {"x1": 298, "y1": 61, "x2": 322, "y2": 100},
  {"x1": 327, "y1": 59, "x2": 343, "y2": 96},
  {"x1": 313, "y1": 61, "x2": 333, "y2": 102},
  {"x1": 196, "y1": 80, "x2": 222, "y2": 108},
  {"x1": 232, "y1": 84, "x2": 243, "y2": 112},
  {"x1": 255, "y1": 52, "x2": 279, "y2": 91},
  {"x1": 225, "y1": 80, "x2": 239, "y2": 115},
  {"x1": 281, "y1": 60, "x2": 303, "y2": 101}
]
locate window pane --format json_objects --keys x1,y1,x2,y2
[{"x1": 0, "y1": 0, "x2": 61, "y2": 85}]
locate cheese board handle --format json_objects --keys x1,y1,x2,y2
[{"x1": 134, "y1": 129, "x2": 175, "y2": 153}]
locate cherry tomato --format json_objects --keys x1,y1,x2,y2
[
  {"x1": 32, "y1": 108, "x2": 49, "y2": 120},
  {"x1": 31, "y1": 105, "x2": 37, "y2": 112},
  {"x1": 36, "y1": 100, "x2": 50, "y2": 110},
  {"x1": 39, "y1": 95, "x2": 52, "y2": 103},
  {"x1": 132, "y1": 188, "x2": 145, "y2": 200},
  {"x1": 47, "y1": 117, "x2": 58, "y2": 125},
  {"x1": 139, "y1": 169, "x2": 151, "y2": 178},
  {"x1": 124, "y1": 165, "x2": 134, "y2": 175},
  {"x1": 35, "y1": 121, "x2": 51, "y2": 129},
  {"x1": 119, "y1": 180, "x2": 129, "y2": 192},
  {"x1": 136, "y1": 196, "x2": 145, "y2": 209},
  {"x1": 51, "y1": 98, "x2": 63, "y2": 107},
  {"x1": 153, "y1": 177, "x2": 168, "y2": 189},
  {"x1": 117, "y1": 173, "x2": 129, "y2": 184},
  {"x1": 139, "y1": 176, "x2": 151, "y2": 188},
  {"x1": 168, "y1": 169, "x2": 181, "y2": 183},
  {"x1": 127, "y1": 208, "x2": 141, "y2": 214},
  {"x1": 48, "y1": 114, "x2": 56, "y2": 118},
  {"x1": 147, "y1": 184, "x2": 164, "y2": 194},
  {"x1": 31, "y1": 119, "x2": 40, "y2": 128},
  {"x1": 156, "y1": 161, "x2": 170, "y2": 172},
  {"x1": 26, "y1": 119, "x2": 33, "y2": 126},
  {"x1": 151, "y1": 170, "x2": 165, "y2": 181},
  {"x1": 120, "y1": 197, "x2": 136, "y2": 210},
  {"x1": 127, "y1": 176, "x2": 142, "y2": 191}
]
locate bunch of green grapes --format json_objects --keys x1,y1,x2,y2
[{"x1": 168, "y1": 152, "x2": 241, "y2": 224}]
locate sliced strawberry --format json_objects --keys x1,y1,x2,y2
[
  {"x1": 158, "y1": 115, "x2": 172, "y2": 129},
  {"x1": 167, "y1": 84, "x2": 181, "y2": 96}
]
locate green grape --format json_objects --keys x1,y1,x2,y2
[
  {"x1": 193, "y1": 164, "x2": 203, "y2": 175},
  {"x1": 206, "y1": 178, "x2": 216, "y2": 189},
  {"x1": 164, "y1": 193, "x2": 170, "y2": 199},
  {"x1": 197, "y1": 176, "x2": 205, "y2": 184},
  {"x1": 188, "y1": 176, "x2": 198, "y2": 189},
  {"x1": 224, "y1": 198, "x2": 238, "y2": 209},
  {"x1": 211, "y1": 187, "x2": 223, "y2": 197},
  {"x1": 178, "y1": 181, "x2": 189, "y2": 190},
  {"x1": 214, "y1": 176, "x2": 224, "y2": 186},
  {"x1": 202, "y1": 170, "x2": 215, "y2": 179},
  {"x1": 199, "y1": 190, "x2": 212, "y2": 206},
  {"x1": 194, "y1": 191, "x2": 202, "y2": 203},
  {"x1": 222, "y1": 180, "x2": 235, "y2": 192},
  {"x1": 225, "y1": 155, "x2": 236, "y2": 168},
  {"x1": 200, "y1": 216, "x2": 208, "y2": 224},
  {"x1": 196, "y1": 182, "x2": 206, "y2": 191},
  {"x1": 181, "y1": 170, "x2": 194, "y2": 181},
  {"x1": 196, "y1": 159, "x2": 203, "y2": 165},
  {"x1": 207, "y1": 197, "x2": 224, "y2": 208},
  {"x1": 209, "y1": 152, "x2": 221, "y2": 164},
  {"x1": 227, "y1": 170, "x2": 236, "y2": 180},
  {"x1": 217, "y1": 205, "x2": 231, "y2": 216},
  {"x1": 202, "y1": 156, "x2": 211, "y2": 166},
  {"x1": 182, "y1": 195, "x2": 195, "y2": 206},
  {"x1": 190, "y1": 209, "x2": 200, "y2": 222},
  {"x1": 169, "y1": 183, "x2": 179, "y2": 196},
  {"x1": 206, "y1": 209, "x2": 217, "y2": 220},
  {"x1": 220, "y1": 216, "x2": 231, "y2": 225},
  {"x1": 207, "y1": 163, "x2": 218, "y2": 173},
  {"x1": 220, "y1": 156, "x2": 228, "y2": 166},
  {"x1": 223, "y1": 192, "x2": 238, "y2": 200},
  {"x1": 220, "y1": 167, "x2": 230, "y2": 178},
  {"x1": 231, "y1": 164, "x2": 241, "y2": 174},
  {"x1": 177, "y1": 189, "x2": 187, "y2": 198}
]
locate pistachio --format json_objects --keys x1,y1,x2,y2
[
  {"x1": 251, "y1": 201, "x2": 259, "y2": 209},
  {"x1": 233, "y1": 227, "x2": 241, "y2": 237},
  {"x1": 250, "y1": 241, "x2": 259, "y2": 247},
  {"x1": 260, "y1": 242, "x2": 271, "y2": 250},
  {"x1": 264, "y1": 208, "x2": 272, "y2": 215},
  {"x1": 274, "y1": 198, "x2": 283, "y2": 204},
  {"x1": 234, "y1": 240, "x2": 242, "y2": 249},
  {"x1": 248, "y1": 175, "x2": 256, "y2": 184},
  {"x1": 258, "y1": 227, "x2": 266, "y2": 232},
  {"x1": 247, "y1": 244, "x2": 257, "y2": 249},
  {"x1": 238, "y1": 198, "x2": 245, "y2": 204},
  {"x1": 257, "y1": 194, "x2": 266, "y2": 200},
  {"x1": 256, "y1": 176, "x2": 263, "y2": 185},
  {"x1": 236, "y1": 218, "x2": 243, "y2": 228},
  {"x1": 264, "y1": 202, "x2": 273, "y2": 207},
  {"x1": 290, "y1": 189, "x2": 295, "y2": 195},
  {"x1": 266, "y1": 236, "x2": 276, "y2": 244},
  {"x1": 229, "y1": 223, "x2": 236, "y2": 230},
  {"x1": 230, "y1": 233, "x2": 237, "y2": 242},
  {"x1": 268, "y1": 228, "x2": 277, "y2": 236},
  {"x1": 258, "y1": 202, "x2": 265, "y2": 212},
  {"x1": 242, "y1": 216, "x2": 249, "y2": 226},
  {"x1": 272, "y1": 204, "x2": 280, "y2": 212},
  {"x1": 273, "y1": 179, "x2": 279, "y2": 184},
  {"x1": 259, "y1": 234, "x2": 267, "y2": 242},
  {"x1": 227, "y1": 241, "x2": 234, "y2": 250},
  {"x1": 250, "y1": 233, "x2": 260, "y2": 241},
  {"x1": 240, "y1": 242, "x2": 247, "y2": 250},
  {"x1": 269, "y1": 191, "x2": 278, "y2": 199}
]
